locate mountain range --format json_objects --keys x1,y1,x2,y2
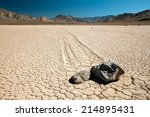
[{"x1": 0, "y1": 8, "x2": 150, "y2": 24}]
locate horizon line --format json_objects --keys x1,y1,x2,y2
[{"x1": 0, "y1": 7, "x2": 149, "y2": 19}]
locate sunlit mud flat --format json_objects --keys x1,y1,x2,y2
[{"x1": 0, "y1": 25, "x2": 150, "y2": 100}]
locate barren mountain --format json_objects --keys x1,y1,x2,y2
[
  {"x1": 0, "y1": 8, "x2": 35, "y2": 20},
  {"x1": 54, "y1": 10, "x2": 150, "y2": 24},
  {"x1": 0, "y1": 8, "x2": 150, "y2": 24},
  {"x1": 78, "y1": 15, "x2": 114, "y2": 23},
  {"x1": 54, "y1": 15, "x2": 114, "y2": 23},
  {"x1": 0, "y1": 8, "x2": 53, "y2": 24},
  {"x1": 105, "y1": 10, "x2": 150, "y2": 22},
  {"x1": 54, "y1": 15, "x2": 78, "y2": 23}
]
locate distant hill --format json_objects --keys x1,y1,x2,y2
[
  {"x1": 54, "y1": 10, "x2": 150, "y2": 24},
  {"x1": 0, "y1": 8, "x2": 53, "y2": 24},
  {"x1": 0, "y1": 8, "x2": 150, "y2": 25},
  {"x1": 54, "y1": 15, "x2": 77, "y2": 23},
  {"x1": 77, "y1": 15, "x2": 114, "y2": 23},
  {"x1": 105, "y1": 10, "x2": 150, "y2": 22},
  {"x1": 53, "y1": 15, "x2": 114, "y2": 23},
  {"x1": 0, "y1": 8, "x2": 35, "y2": 20}
]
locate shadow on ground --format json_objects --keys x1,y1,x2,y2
[{"x1": 69, "y1": 73, "x2": 118, "y2": 85}]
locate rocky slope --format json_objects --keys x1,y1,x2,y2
[
  {"x1": 39, "y1": 16, "x2": 54, "y2": 22},
  {"x1": 0, "y1": 8, "x2": 52, "y2": 24},
  {"x1": 54, "y1": 15, "x2": 78, "y2": 23},
  {"x1": 0, "y1": 8, "x2": 35, "y2": 20}
]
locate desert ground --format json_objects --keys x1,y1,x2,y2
[{"x1": 0, "y1": 25, "x2": 150, "y2": 100}]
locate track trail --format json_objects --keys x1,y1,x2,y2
[{"x1": 0, "y1": 26, "x2": 149, "y2": 100}]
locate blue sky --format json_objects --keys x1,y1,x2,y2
[{"x1": 0, "y1": 0, "x2": 150, "y2": 18}]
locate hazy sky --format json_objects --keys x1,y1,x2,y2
[{"x1": 0, "y1": 0, "x2": 150, "y2": 18}]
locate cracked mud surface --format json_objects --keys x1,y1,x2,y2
[{"x1": 0, "y1": 25, "x2": 150, "y2": 100}]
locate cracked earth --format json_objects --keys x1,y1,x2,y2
[{"x1": 0, "y1": 25, "x2": 150, "y2": 100}]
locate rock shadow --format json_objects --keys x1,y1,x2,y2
[{"x1": 69, "y1": 72, "x2": 117, "y2": 85}]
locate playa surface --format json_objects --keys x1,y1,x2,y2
[{"x1": 0, "y1": 25, "x2": 150, "y2": 100}]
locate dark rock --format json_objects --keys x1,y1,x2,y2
[
  {"x1": 69, "y1": 60, "x2": 125, "y2": 84},
  {"x1": 90, "y1": 60, "x2": 125, "y2": 83}
]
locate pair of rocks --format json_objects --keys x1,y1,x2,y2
[{"x1": 69, "y1": 60, "x2": 125, "y2": 84}]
